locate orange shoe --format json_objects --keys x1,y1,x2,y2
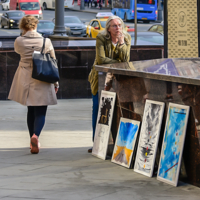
[{"x1": 30, "y1": 134, "x2": 39, "y2": 154}]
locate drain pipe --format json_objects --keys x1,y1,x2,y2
[{"x1": 134, "y1": 0, "x2": 137, "y2": 45}]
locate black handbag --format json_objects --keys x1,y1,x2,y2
[{"x1": 32, "y1": 38, "x2": 60, "y2": 83}]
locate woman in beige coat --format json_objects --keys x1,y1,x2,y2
[{"x1": 8, "y1": 15, "x2": 59, "y2": 154}]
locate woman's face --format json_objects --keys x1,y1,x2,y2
[{"x1": 108, "y1": 19, "x2": 122, "y2": 38}]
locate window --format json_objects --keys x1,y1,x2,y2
[
  {"x1": 137, "y1": 0, "x2": 155, "y2": 5},
  {"x1": 8, "y1": 12, "x2": 25, "y2": 18},
  {"x1": 100, "y1": 21, "x2": 106, "y2": 28},
  {"x1": 20, "y1": 2, "x2": 40, "y2": 10},
  {"x1": 91, "y1": 21, "x2": 98, "y2": 27},
  {"x1": 64, "y1": 17, "x2": 82, "y2": 24},
  {"x1": 37, "y1": 22, "x2": 55, "y2": 30},
  {"x1": 157, "y1": 25, "x2": 163, "y2": 34},
  {"x1": 149, "y1": 25, "x2": 158, "y2": 32}
]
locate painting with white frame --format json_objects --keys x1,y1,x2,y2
[
  {"x1": 92, "y1": 90, "x2": 116, "y2": 160},
  {"x1": 134, "y1": 100, "x2": 165, "y2": 177},
  {"x1": 111, "y1": 117, "x2": 140, "y2": 168},
  {"x1": 157, "y1": 103, "x2": 189, "y2": 186}
]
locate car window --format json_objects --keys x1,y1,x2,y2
[
  {"x1": 157, "y1": 25, "x2": 163, "y2": 34},
  {"x1": 37, "y1": 22, "x2": 55, "y2": 30},
  {"x1": 8, "y1": 12, "x2": 25, "y2": 17},
  {"x1": 100, "y1": 21, "x2": 106, "y2": 28},
  {"x1": 149, "y1": 25, "x2": 158, "y2": 32},
  {"x1": 96, "y1": 22, "x2": 100, "y2": 28},
  {"x1": 64, "y1": 17, "x2": 82, "y2": 24},
  {"x1": 90, "y1": 21, "x2": 95, "y2": 27},
  {"x1": 91, "y1": 21, "x2": 98, "y2": 27},
  {"x1": 131, "y1": 35, "x2": 164, "y2": 44},
  {"x1": 20, "y1": 2, "x2": 40, "y2": 10}
]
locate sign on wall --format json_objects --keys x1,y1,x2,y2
[{"x1": 167, "y1": 0, "x2": 198, "y2": 58}]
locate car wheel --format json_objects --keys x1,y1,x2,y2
[
  {"x1": 124, "y1": 13, "x2": 128, "y2": 22},
  {"x1": 43, "y1": 2, "x2": 47, "y2": 10}
]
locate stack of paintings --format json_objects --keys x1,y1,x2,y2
[{"x1": 92, "y1": 91, "x2": 190, "y2": 187}]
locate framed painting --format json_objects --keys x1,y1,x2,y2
[
  {"x1": 111, "y1": 117, "x2": 140, "y2": 168},
  {"x1": 157, "y1": 103, "x2": 190, "y2": 186},
  {"x1": 92, "y1": 90, "x2": 116, "y2": 160},
  {"x1": 134, "y1": 100, "x2": 165, "y2": 177}
]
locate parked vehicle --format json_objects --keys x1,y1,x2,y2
[
  {"x1": 130, "y1": 31, "x2": 163, "y2": 45},
  {"x1": 37, "y1": 20, "x2": 55, "y2": 37},
  {"x1": 10, "y1": 0, "x2": 43, "y2": 19},
  {"x1": 1, "y1": 0, "x2": 10, "y2": 10},
  {"x1": 112, "y1": 0, "x2": 158, "y2": 23},
  {"x1": 53, "y1": 16, "x2": 86, "y2": 37},
  {"x1": 148, "y1": 23, "x2": 163, "y2": 35},
  {"x1": 86, "y1": 13, "x2": 134, "y2": 38},
  {"x1": 0, "y1": 10, "x2": 25, "y2": 28}
]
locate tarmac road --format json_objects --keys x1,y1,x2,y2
[{"x1": 0, "y1": 7, "x2": 155, "y2": 36}]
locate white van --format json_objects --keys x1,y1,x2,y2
[{"x1": 1, "y1": 0, "x2": 10, "y2": 10}]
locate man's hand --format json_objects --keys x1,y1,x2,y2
[
  {"x1": 117, "y1": 33, "x2": 124, "y2": 45},
  {"x1": 104, "y1": 85, "x2": 111, "y2": 91}
]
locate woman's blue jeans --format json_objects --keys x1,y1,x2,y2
[{"x1": 92, "y1": 92, "x2": 98, "y2": 141}]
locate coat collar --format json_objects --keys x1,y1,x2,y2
[{"x1": 23, "y1": 31, "x2": 42, "y2": 38}]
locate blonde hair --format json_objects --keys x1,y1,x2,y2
[
  {"x1": 19, "y1": 15, "x2": 38, "y2": 31},
  {"x1": 101, "y1": 15, "x2": 128, "y2": 39}
]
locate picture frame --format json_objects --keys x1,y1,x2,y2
[
  {"x1": 157, "y1": 103, "x2": 190, "y2": 186},
  {"x1": 111, "y1": 117, "x2": 140, "y2": 168},
  {"x1": 92, "y1": 90, "x2": 116, "y2": 160},
  {"x1": 134, "y1": 100, "x2": 165, "y2": 177}
]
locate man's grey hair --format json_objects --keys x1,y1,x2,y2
[{"x1": 101, "y1": 15, "x2": 128, "y2": 39}]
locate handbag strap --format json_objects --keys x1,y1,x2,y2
[{"x1": 41, "y1": 38, "x2": 46, "y2": 54}]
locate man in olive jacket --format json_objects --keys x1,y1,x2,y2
[{"x1": 88, "y1": 15, "x2": 131, "y2": 153}]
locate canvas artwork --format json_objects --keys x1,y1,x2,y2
[
  {"x1": 111, "y1": 118, "x2": 140, "y2": 168},
  {"x1": 92, "y1": 91, "x2": 116, "y2": 160},
  {"x1": 134, "y1": 100, "x2": 165, "y2": 177},
  {"x1": 157, "y1": 103, "x2": 190, "y2": 186}
]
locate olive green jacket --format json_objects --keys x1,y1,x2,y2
[{"x1": 88, "y1": 32, "x2": 131, "y2": 95}]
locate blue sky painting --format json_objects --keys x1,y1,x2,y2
[
  {"x1": 117, "y1": 121, "x2": 139, "y2": 150},
  {"x1": 112, "y1": 118, "x2": 140, "y2": 168},
  {"x1": 158, "y1": 106, "x2": 188, "y2": 184}
]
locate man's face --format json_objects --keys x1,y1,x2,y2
[{"x1": 108, "y1": 19, "x2": 122, "y2": 37}]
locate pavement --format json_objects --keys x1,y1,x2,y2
[
  {"x1": 0, "y1": 99, "x2": 200, "y2": 200},
  {"x1": 68, "y1": 4, "x2": 112, "y2": 14}
]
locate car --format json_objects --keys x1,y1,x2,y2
[
  {"x1": 96, "y1": 12, "x2": 114, "y2": 19},
  {"x1": 37, "y1": 20, "x2": 55, "y2": 38},
  {"x1": 53, "y1": 16, "x2": 86, "y2": 37},
  {"x1": 86, "y1": 18, "x2": 134, "y2": 38},
  {"x1": 0, "y1": 10, "x2": 25, "y2": 29},
  {"x1": 130, "y1": 31, "x2": 164, "y2": 45},
  {"x1": 148, "y1": 23, "x2": 164, "y2": 35},
  {"x1": 1, "y1": 0, "x2": 10, "y2": 10}
]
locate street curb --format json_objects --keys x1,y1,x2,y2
[
  {"x1": 68, "y1": 8, "x2": 98, "y2": 13},
  {"x1": 68, "y1": 8, "x2": 112, "y2": 14}
]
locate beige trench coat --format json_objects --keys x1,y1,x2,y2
[{"x1": 8, "y1": 31, "x2": 58, "y2": 106}]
